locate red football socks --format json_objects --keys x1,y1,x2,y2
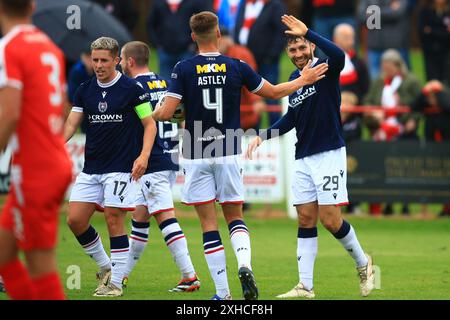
[
  {"x1": 32, "y1": 271, "x2": 66, "y2": 300},
  {"x1": 0, "y1": 258, "x2": 37, "y2": 300}
]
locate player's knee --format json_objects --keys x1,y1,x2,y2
[
  {"x1": 223, "y1": 213, "x2": 244, "y2": 225},
  {"x1": 154, "y1": 211, "x2": 175, "y2": 225},
  {"x1": 66, "y1": 215, "x2": 89, "y2": 234},
  {"x1": 319, "y1": 216, "x2": 341, "y2": 233},
  {"x1": 104, "y1": 211, "x2": 126, "y2": 232},
  {"x1": 133, "y1": 206, "x2": 150, "y2": 222},
  {"x1": 298, "y1": 214, "x2": 316, "y2": 228}
]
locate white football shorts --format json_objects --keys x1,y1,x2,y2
[
  {"x1": 292, "y1": 147, "x2": 349, "y2": 206},
  {"x1": 181, "y1": 155, "x2": 244, "y2": 205},
  {"x1": 69, "y1": 172, "x2": 136, "y2": 210},
  {"x1": 135, "y1": 170, "x2": 176, "y2": 215}
]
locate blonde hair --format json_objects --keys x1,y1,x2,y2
[
  {"x1": 381, "y1": 49, "x2": 408, "y2": 76},
  {"x1": 91, "y1": 37, "x2": 119, "y2": 57}
]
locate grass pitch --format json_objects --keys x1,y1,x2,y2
[{"x1": 2, "y1": 206, "x2": 447, "y2": 300}]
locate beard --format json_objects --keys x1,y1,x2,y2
[
  {"x1": 119, "y1": 64, "x2": 129, "y2": 76},
  {"x1": 291, "y1": 52, "x2": 313, "y2": 70}
]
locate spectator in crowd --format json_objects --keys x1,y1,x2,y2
[
  {"x1": 364, "y1": 109, "x2": 398, "y2": 142},
  {"x1": 311, "y1": 0, "x2": 357, "y2": 41},
  {"x1": 412, "y1": 80, "x2": 450, "y2": 217},
  {"x1": 147, "y1": 0, "x2": 212, "y2": 80},
  {"x1": 418, "y1": 0, "x2": 450, "y2": 86},
  {"x1": 341, "y1": 91, "x2": 362, "y2": 147},
  {"x1": 340, "y1": 91, "x2": 363, "y2": 215},
  {"x1": 364, "y1": 109, "x2": 402, "y2": 142},
  {"x1": 333, "y1": 23, "x2": 370, "y2": 104},
  {"x1": 214, "y1": 0, "x2": 242, "y2": 33},
  {"x1": 218, "y1": 28, "x2": 266, "y2": 130},
  {"x1": 67, "y1": 49, "x2": 94, "y2": 133},
  {"x1": 364, "y1": 110, "x2": 419, "y2": 216},
  {"x1": 92, "y1": 0, "x2": 138, "y2": 33},
  {"x1": 364, "y1": 49, "x2": 421, "y2": 215},
  {"x1": 364, "y1": 49, "x2": 422, "y2": 125},
  {"x1": 398, "y1": 114, "x2": 420, "y2": 141},
  {"x1": 358, "y1": 0, "x2": 411, "y2": 79},
  {"x1": 234, "y1": 0, "x2": 286, "y2": 127},
  {"x1": 67, "y1": 50, "x2": 93, "y2": 104},
  {"x1": 364, "y1": 110, "x2": 400, "y2": 215},
  {"x1": 413, "y1": 80, "x2": 450, "y2": 141}
]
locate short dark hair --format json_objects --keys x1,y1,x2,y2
[
  {"x1": 0, "y1": 0, "x2": 32, "y2": 17},
  {"x1": 122, "y1": 41, "x2": 150, "y2": 67},
  {"x1": 189, "y1": 11, "x2": 218, "y2": 40},
  {"x1": 286, "y1": 35, "x2": 309, "y2": 47}
]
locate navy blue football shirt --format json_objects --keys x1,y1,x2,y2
[
  {"x1": 72, "y1": 72, "x2": 151, "y2": 174},
  {"x1": 261, "y1": 29, "x2": 346, "y2": 159},
  {"x1": 167, "y1": 53, "x2": 263, "y2": 159},
  {"x1": 135, "y1": 72, "x2": 179, "y2": 173}
]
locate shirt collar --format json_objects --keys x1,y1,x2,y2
[{"x1": 97, "y1": 71, "x2": 122, "y2": 88}]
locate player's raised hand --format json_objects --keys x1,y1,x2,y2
[
  {"x1": 131, "y1": 153, "x2": 149, "y2": 181},
  {"x1": 245, "y1": 136, "x2": 263, "y2": 160},
  {"x1": 300, "y1": 60, "x2": 328, "y2": 85},
  {"x1": 282, "y1": 15, "x2": 308, "y2": 37}
]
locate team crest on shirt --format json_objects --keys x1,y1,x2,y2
[{"x1": 98, "y1": 101, "x2": 108, "y2": 113}]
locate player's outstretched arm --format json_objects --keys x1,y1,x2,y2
[
  {"x1": 246, "y1": 106, "x2": 296, "y2": 160},
  {"x1": 256, "y1": 60, "x2": 328, "y2": 100},
  {"x1": 152, "y1": 94, "x2": 181, "y2": 122},
  {"x1": 63, "y1": 111, "x2": 84, "y2": 142},
  {"x1": 0, "y1": 87, "x2": 21, "y2": 151},
  {"x1": 245, "y1": 136, "x2": 263, "y2": 160},
  {"x1": 132, "y1": 114, "x2": 157, "y2": 181}
]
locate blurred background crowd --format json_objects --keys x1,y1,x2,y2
[{"x1": 27, "y1": 0, "x2": 450, "y2": 217}]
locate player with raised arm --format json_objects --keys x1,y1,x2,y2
[
  {"x1": 0, "y1": 0, "x2": 72, "y2": 300},
  {"x1": 152, "y1": 11, "x2": 328, "y2": 300},
  {"x1": 64, "y1": 37, "x2": 157, "y2": 297},
  {"x1": 247, "y1": 15, "x2": 375, "y2": 299},
  {"x1": 119, "y1": 41, "x2": 200, "y2": 293}
]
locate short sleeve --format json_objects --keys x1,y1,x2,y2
[
  {"x1": 72, "y1": 84, "x2": 84, "y2": 113},
  {"x1": 238, "y1": 60, "x2": 264, "y2": 94},
  {"x1": 131, "y1": 82, "x2": 151, "y2": 107},
  {"x1": 0, "y1": 43, "x2": 23, "y2": 90},
  {"x1": 166, "y1": 61, "x2": 184, "y2": 100},
  {"x1": 131, "y1": 82, "x2": 153, "y2": 119}
]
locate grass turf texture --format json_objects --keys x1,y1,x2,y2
[{"x1": 2, "y1": 206, "x2": 448, "y2": 300}]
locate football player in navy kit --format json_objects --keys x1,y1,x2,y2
[
  {"x1": 247, "y1": 15, "x2": 375, "y2": 299},
  {"x1": 153, "y1": 11, "x2": 328, "y2": 300},
  {"x1": 119, "y1": 41, "x2": 200, "y2": 293},
  {"x1": 64, "y1": 37, "x2": 157, "y2": 297}
]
